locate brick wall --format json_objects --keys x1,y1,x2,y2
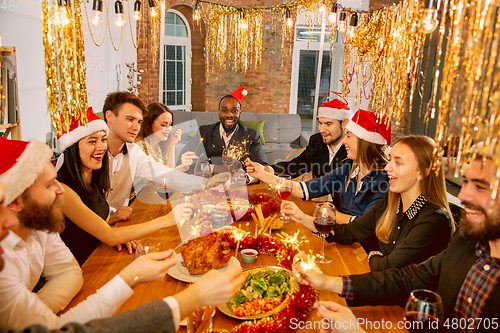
[{"x1": 137, "y1": 0, "x2": 293, "y2": 114}]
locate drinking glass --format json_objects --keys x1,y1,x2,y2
[
  {"x1": 404, "y1": 289, "x2": 444, "y2": 332},
  {"x1": 222, "y1": 145, "x2": 236, "y2": 171},
  {"x1": 134, "y1": 238, "x2": 163, "y2": 260},
  {"x1": 312, "y1": 202, "x2": 336, "y2": 264},
  {"x1": 154, "y1": 174, "x2": 174, "y2": 215},
  {"x1": 194, "y1": 161, "x2": 211, "y2": 204},
  {"x1": 177, "y1": 191, "x2": 199, "y2": 225},
  {"x1": 275, "y1": 175, "x2": 292, "y2": 223}
]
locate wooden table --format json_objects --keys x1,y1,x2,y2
[{"x1": 64, "y1": 183, "x2": 406, "y2": 332}]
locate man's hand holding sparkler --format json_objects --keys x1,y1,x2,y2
[{"x1": 292, "y1": 252, "x2": 343, "y2": 294}]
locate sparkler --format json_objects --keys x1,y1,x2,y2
[{"x1": 194, "y1": 137, "x2": 204, "y2": 155}]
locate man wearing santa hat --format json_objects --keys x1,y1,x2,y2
[
  {"x1": 0, "y1": 137, "x2": 243, "y2": 331},
  {"x1": 179, "y1": 87, "x2": 268, "y2": 177},
  {"x1": 271, "y1": 97, "x2": 352, "y2": 179}
]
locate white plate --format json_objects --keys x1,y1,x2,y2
[{"x1": 167, "y1": 254, "x2": 241, "y2": 282}]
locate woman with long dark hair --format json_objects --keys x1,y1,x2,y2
[
  {"x1": 283, "y1": 135, "x2": 454, "y2": 270},
  {"x1": 56, "y1": 108, "x2": 192, "y2": 264}
]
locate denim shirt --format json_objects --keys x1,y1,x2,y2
[{"x1": 299, "y1": 159, "x2": 389, "y2": 218}]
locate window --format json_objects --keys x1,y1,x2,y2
[{"x1": 160, "y1": 10, "x2": 191, "y2": 111}]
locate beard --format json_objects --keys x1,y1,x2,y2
[
  {"x1": 219, "y1": 115, "x2": 238, "y2": 134},
  {"x1": 18, "y1": 195, "x2": 65, "y2": 234},
  {"x1": 323, "y1": 127, "x2": 344, "y2": 146},
  {"x1": 459, "y1": 201, "x2": 500, "y2": 243}
]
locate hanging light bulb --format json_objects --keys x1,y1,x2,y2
[
  {"x1": 338, "y1": 10, "x2": 347, "y2": 33},
  {"x1": 193, "y1": 1, "x2": 201, "y2": 22},
  {"x1": 90, "y1": 0, "x2": 104, "y2": 27},
  {"x1": 148, "y1": 0, "x2": 157, "y2": 17},
  {"x1": 419, "y1": 0, "x2": 439, "y2": 33},
  {"x1": 55, "y1": 0, "x2": 71, "y2": 26},
  {"x1": 285, "y1": 8, "x2": 293, "y2": 28},
  {"x1": 329, "y1": 4, "x2": 338, "y2": 24},
  {"x1": 347, "y1": 12, "x2": 358, "y2": 37},
  {"x1": 133, "y1": 0, "x2": 141, "y2": 21},
  {"x1": 114, "y1": 0, "x2": 126, "y2": 28},
  {"x1": 239, "y1": 11, "x2": 248, "y2": 30}
]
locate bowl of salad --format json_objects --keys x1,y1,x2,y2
[{"x1": 217, "y1": 266, "x2": 298, "y2": 320}]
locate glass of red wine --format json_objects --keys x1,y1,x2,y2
[
  {"x1": 275, "y1": 174, "x2": 292, "y2": 223},
  {"x1": 404, "y1": 289, "x2": 443, "y2": 332},
  {"x1": 155, "y1": 174, "x2": 174, "y2": 215},
  {"x1": 312, "y1": 202, "x2": 336, "y2": 264},
  {"x1": 194, "y1": 160, "x2": 211, "y2": 204}
]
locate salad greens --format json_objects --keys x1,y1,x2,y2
[{"x1": 230, "y1": 270, "x2": 290, "y2": 309}]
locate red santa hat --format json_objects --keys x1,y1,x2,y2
[
  {"x1": 0, "y1": 137, "x2": 53, "y2": 205},
  {"x1": 57, "y1": 107, "x2": 109, "y2": 152},
  {"x1": 317, "y1": 99, "x2": 353, "y2": 121},
  {"x1": 346, "y1": 109, "x2": 391, "y2": 146},
  {"x1": 229, "y1": 87, "x2": 248, "y2": 105}
]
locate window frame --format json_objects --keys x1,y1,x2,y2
[{"x1": 159, "y1": 9, "x2": 192, "y2": 111}]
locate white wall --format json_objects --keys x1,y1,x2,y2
[
  {"x1": 0, "y1": 8, "x2": 48, "y2": 141},
  {"x1": 0, "y1": 1, "x2": 136, "y2": 142}
]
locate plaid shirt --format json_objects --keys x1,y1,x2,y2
[
  {"x1": 454, "y1": 242, "x2": 500, "y2": 332},
  {"x1": 340, "y1": 275, "x2": 354, "y2": 299}
]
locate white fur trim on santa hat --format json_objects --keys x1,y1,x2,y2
[
  {"x1": 317, "y1": 107, "x2": 353, "y2": 121},
  {"x1": 57, "y1": 119, "x2": 108, "y2": 153},
  {"x1": 0, "y1": 140, "x2": 53, "y2": 205},
  {"x1": 242, "y1": 89, "x2": 247, "y2": 96},
  {"x1": 346, "y1": 121, "x2": 387, "y2": 145}
]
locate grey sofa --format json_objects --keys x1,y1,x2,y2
[{"x1": 170, "y1": 110, "x2": 310, "y2": 164}]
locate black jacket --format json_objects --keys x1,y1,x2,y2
[
  {"x1": 271, "y1": 132, "x2": 347, "y2": 178},
  {"x1": 179, "y1": 122, "x2": 268, "y2": 173}
]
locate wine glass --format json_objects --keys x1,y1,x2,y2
[
  {"x1": 154, "y1": 174, "x2": 174, "y2": 215},
  {"x1": 222, "y1": 145, "x2": 236, "y2": 171},
  {"x1": 134, "y1": 238, "x2": 163, "y2": 260},
  {"x1": 275, "y1": 175, "x2": 292, "y2": 223},
  {"x1": 176, "y1": 191, "x2": 199, "y2": 225},
  {"x1": 194, "y1": 160, "x2": 211, "y2": 204},
  {"x1": 312, "y1": 202, "x2": 336, "y2": 264},
  {"x1": 404, "y1": 289, "x2": 444, "y2": 332}
]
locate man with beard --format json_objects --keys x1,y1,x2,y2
[
  {"x1": 292, "y1": 152, "x2": 500, "y2": 332},
  {"x1": 270, "y1": 98, "x2": 351, "y2": 179},
  {"x1": 0, "y1": 177, "x2": 245, "y2": 333},
  {"x1": 179, "y1": 87, "x2": 268, "y2": 177}
]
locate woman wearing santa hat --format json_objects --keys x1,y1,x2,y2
[
  {"x1": 56, "y1": 108, "x2": 193, "y2": 265},
  {"x1": 248, "y1": 109, "x2": 390, "y2": 224},
  {"x1": 282, "y1": 135, "x2": 454, "y2": 270}
]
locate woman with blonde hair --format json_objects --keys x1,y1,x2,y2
[
  {"x1": 282, "y1": 135, "x2": 454, "y2": 270},
  {"x1": 247, "y1": 109, "x2": 391, "y2": 224}
]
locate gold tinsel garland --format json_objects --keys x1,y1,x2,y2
[
  {"x1": 42, "y1": 0, "x2": 88, "y2": 135},
  {"x1": 429, "y1": 0, "x2": 500, "y2": 198}
]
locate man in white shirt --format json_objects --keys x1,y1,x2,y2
[
  {"x1": 0, "y1": 137, "x2": 243, "y2": 329},
  {"x1": 102, "y1": 91, "x2": 229, "y2": 213},
  {"x1": 0, "y1": 170, "x2": 244, "y2": 332}
]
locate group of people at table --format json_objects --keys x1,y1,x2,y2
[{"x1": 0, "y1": 86, "x2": 498, "y2": 332}]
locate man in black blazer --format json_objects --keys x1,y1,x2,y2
[
  {"x1": 271, "y1": 98, "x2": 352, "y2": 179},
  {"x1": 180, "y1": 87, "x2": 268, "y2": 176},
  {"x1": 293, "y1": 154, "x2": 500, "y2": 332}
]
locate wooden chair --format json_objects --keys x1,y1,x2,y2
[{"x1": 284, "y1": 147, "x2": 306, "y2": 161}]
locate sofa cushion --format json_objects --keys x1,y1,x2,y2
[{"x1": 239, "y1": 120, "x2": 266, "y2": 145}]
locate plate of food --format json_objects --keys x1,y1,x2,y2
[
  {"x1": 217, "y1": 266, "x2": 298, "y2": 320},
  {"x1": 168, "y1": 233, "x2": 240, "y2": 282}
]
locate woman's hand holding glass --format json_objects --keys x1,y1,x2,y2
[
  {"x1": 116, "y1": 240, "x2": 138, "y2": 254},
  {"x1": 281, "y1": 200, "x2": 309, "y2": 226},
  {"x1": 172, "y1": 202, "x2": 196, "y2": 225}
]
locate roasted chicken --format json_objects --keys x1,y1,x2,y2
[{"x1": 179, "y1": 233, "x2": 233, "y2": 275}]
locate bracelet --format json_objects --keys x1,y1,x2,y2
[{"x1": 368, "y1": 251, "x2": 383, "y2": 262}]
